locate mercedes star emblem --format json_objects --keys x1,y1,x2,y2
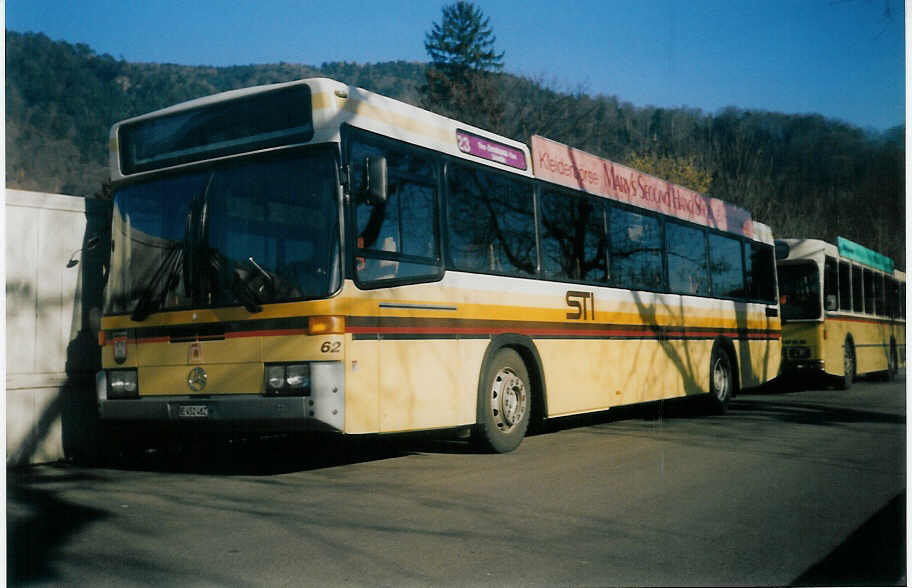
[{"x1": 187, "y1": 366, "x2": 207, "y2": 392}]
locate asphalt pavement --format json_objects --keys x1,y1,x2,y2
[{"x1": 7, "y1": 372, "x2": 906, "y2": 586}]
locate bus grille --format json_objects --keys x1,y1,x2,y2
[{"x1": 169, "y1": 325, "x2": 226, "y2": 343}]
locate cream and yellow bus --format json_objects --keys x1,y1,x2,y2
[
  {"x1": 776, "y1": 237, "x2": 905, "y2": 388},
  {"x1": 97, "y1": 78, "x2": 781, "y2": 453}
]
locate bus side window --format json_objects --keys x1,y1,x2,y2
[
  {"x1": 608, "y1": 206, "x2": 664, "y2": 292},
  {"x1": 886, "y1": 277, "x2": 899, "y2": 318},
  {"x1": 666, "y1": 222, "x2": 709, "y2": 296},
  {"x1": 348, "y1": 131, "x2": 441, "y2": 286},
  {"x1": 446, "y1": 163, "x2": 536, "y2": 278},
  {"x1": 863, "y1": 269, "x2": 875, "y2": 314},
  {"x1": 901, "y1": 283, "x2": 906, "y2": 319},
  {"x1": 876, "y1": 273, "x2": 886, "y2": 317},
  {"x1": 824, "y1": 257, "x2": 838, "y2": 311},
  {"x1": 852, "y1": 265, "x2": 864, "y2": 313},
  {"x1": 708, "y1": 233, "x2": 744, "y2": 298},
  {"x1": 539, "y1": 189, "x2": 608, "y2": 283},
  {"x1": 838, "y1": 261, "x2": 852, "y2": 311}
]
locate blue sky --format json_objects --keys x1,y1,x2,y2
[{"x1": 6, "y1": 0, "x2": 905, "y2": 130}]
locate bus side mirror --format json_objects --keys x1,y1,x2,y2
[
  {"x1": 774, "y1": 240, "x2": 790, "y2": 260},
  {"x1": 66, "y1": 234, "x2": 100, "y2": 268},
  {"x1": 360, "y1": 156, "x2": 387, "y2": 205},
  {"x1": 825, "y1": 294, "x2": 837, "y2": 311}
]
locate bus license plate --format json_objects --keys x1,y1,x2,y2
[{"x1": 178, "y1": 405, "x2": 209, "y2": 418}]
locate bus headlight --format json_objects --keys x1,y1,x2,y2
[
  {"x1": 107, "y1": 369, "x2": 139, "y2": 399},
  {"x1": 264, "y1": 363, "x2": 311, "y2": 396},
  {"x1": 266, "y1": 365, "x2": 286, "y2": 390},
  {"x1": 285, "y1": 365, "x2": 310, "y2": 390}
]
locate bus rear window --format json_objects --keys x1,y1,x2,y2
[
  {"x1": 119, "y1": 85, "x2": 314, "y2": 174},
  {"x1": 746, "y1": 243, "x2": 777, "y2": 303}
]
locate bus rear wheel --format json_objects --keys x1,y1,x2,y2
[
  {"x1": 473, "y1": 348, "x2": 530, "y2": 453},
  {"x1": 884, "y1": 340, "x2": 898, "y2": 381},
  {"x1": 706, "y1": 344, "x2": 733, "y2": 413}
]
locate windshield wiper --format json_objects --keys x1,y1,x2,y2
[
  {"x1": 130, "y1": 245, "x2": 183, "y2": 321},
  {"x1": 235, "y1": 257, "x2": 275, "y2": 313},
  {"x1": 205, "y1": 249, "x2": 263, "y2": 313},
  {"x1": 232, "y1": 273, "x2": 263, "y2": 314},
  {"x1": 131, "y1": 174, "x2": 212, "y2": 322}
]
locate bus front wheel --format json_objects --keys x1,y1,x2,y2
[
  {"x1": 473, "y1": 348, "x2": 531, "y2": 453},
  {"x1": 837, "y1": 338, "x2": 855, "y2": 390}
]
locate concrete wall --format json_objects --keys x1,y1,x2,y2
[{"x1": 6, "y1": 189, "x2": 111, "y2": 466}]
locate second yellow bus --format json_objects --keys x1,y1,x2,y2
[{"x1": 776, "y1": 237, "x2": 905, "y2": 387}]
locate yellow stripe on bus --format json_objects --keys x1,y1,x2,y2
[{"x1": 101, "y1": 297, "x2": 775, "y2": 332}]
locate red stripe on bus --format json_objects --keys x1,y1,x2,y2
[
  {"x1": 132, "y1": 329, "x2": 312, "y2": 344},
  {"x1": 346, "y1": 325, "x2": 781, "y2": 340},
  {"x1": 133, "y1": 336, "x2": 169, "y2": 344},
  {"x1": 225, "y1": 329, "x2": 311, "y2": 339}
]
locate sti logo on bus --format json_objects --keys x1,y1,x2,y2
[{"x1": 566, "y1": 291, "x2": 595, "y2": 320}]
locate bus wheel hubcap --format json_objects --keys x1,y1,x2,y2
[
  {"x1": 713, "y1": 358, "x2": 729, "y2": 399},
  {"x1": 491, "y1": 367, "x2": 527, "y2": 432}
]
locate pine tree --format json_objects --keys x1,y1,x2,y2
[
  {"x1": 421, "y1": 2, "x2": 505, "y2": 131},
  {"x1": 424, "y1": 1, "x2": 504, "y2": 76}
]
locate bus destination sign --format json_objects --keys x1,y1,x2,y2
[
  {"x1": 531, "y1": 135, "x2": 753, "y2": 238},
  {"x1": 457, "y1": 130, "x2": 527, "y2": 170}
]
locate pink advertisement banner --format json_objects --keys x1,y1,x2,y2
[{"x1": 531, "y1": 135, "x2": 753, "y2": 238}]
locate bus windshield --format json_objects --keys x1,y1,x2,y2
[
  {"x1": 778, "y1": 261, "x2": 821, "y2": 321},
  {"x1": 104, "y1": 148, "x2": 341, "y2": 317}
]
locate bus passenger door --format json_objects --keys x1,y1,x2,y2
[{"x1": 343, "y1": 126, "x2": 461, "y2": 432}]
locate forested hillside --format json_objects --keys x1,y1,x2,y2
[{"x1": 5, "y1": 30, "x2": 904, "y2": 266}]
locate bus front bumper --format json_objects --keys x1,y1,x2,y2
[
  {"x1": 99, "y1": 395, "x2": 341, "y2": 432},
  {"x1": 97, "y1": 362, "x2": 344, "y2": 432}
]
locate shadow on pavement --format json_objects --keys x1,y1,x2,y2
[
  {"x1": 98, "y1": 432, "x2": 415, "y2": 475},
  {"x1": 791, "y1": 491, "x2": 906, "y2": 587},
  {"x1": 753, "y1": 372, "x2": 897, "y2": 395},
  {"x1": 7, "y1": 470, "x2": 112, "y2": 585},
  {"x1": 728, "y1": 397, "x2": 905, "y2": 427}
]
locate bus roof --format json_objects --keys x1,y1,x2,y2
[
  {"x1": 109, "y1": 77, "x2": 533, "y2": 182},
  {"x1": 836, "y1": 236, "x2": 894, "y2": 274},
  {"x1": 109, "y1": 77, "x2": 771, "y2": 242},
  {"x1": 776, "y1": 237, "x2": 897, "y2": 274}
]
